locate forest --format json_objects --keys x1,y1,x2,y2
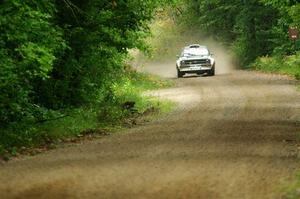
[
  {"x1": 0, "y1": 0, "x2": 172, "y2": 155},
  {"x1": 0, "y1": 0, "x2": 300, "y2": 154},
  {"x1": 179, "y1": 0, "x2": 300, "y2": 73}
]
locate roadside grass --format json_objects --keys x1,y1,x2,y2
[
  {"x1": 283, "y1": 173, "x2": 300, "y2": 199},
  {"x1": 252, "y1": 52, "x2": 300, "y2": 79},
  {"x1": 0, "y1": 70, "x2": 174, "y2": 160}
]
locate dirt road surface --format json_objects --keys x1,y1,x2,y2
[{"x1": 1, "y1": 62, "x2": 300, "y2": 198}]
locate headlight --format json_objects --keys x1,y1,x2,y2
[
  {"x1": 206, "y1": 59, "x2": 211, "y2": 64},
  {"x1": 180, "y1": 60, "x2": 185, "y2": 65}
]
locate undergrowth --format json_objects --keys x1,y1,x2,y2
[
  {"x1": 0, "y1": 70, "x2": 174, "y2": 160},
  {"x1": 283, "y1": 172, "x2": 300, "y2": 199},
  {"x1": 252, "y1": 52, "x2": 300, "y2": 80}
]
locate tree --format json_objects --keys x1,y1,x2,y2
[
  {"x1": 0, "y1": 0, "x2": 163, "y2": 127},
  {"x1": 179, "y1": 0, "x2": 298, "y2": 65}
]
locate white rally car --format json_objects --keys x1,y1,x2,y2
[{"x1": 176, "y1": 44, "x2": 215, "y2": 78}]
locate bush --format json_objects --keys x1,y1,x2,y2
[
  {"x1": 252, "y1": 51, "x2": 300, "y2": 79},
  {"x1": 0, "y1": 66, "x2": 173, "y2": 156},
  {"x1": 0, "y1": 0, "x2": 65, "y2": 127},
  {"x1": 0, "y1": 0, "x2": 172, "y2": 156}
]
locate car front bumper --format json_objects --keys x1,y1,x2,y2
[{"x1": 179, "y1": 65, "x2": 212, "y2": 72}]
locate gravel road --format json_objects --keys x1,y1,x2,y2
[{"x1": 1, "y1": 64, "x2": 300, "y2": 199}]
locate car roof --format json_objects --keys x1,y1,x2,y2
[
  {"x1": 185, "y1": 44, "x2": 207, "y2": 49},
  {"x1": 182, "y1": 44, "x2": 209, "y2": 53},
  {"x1": 180, "y1": 44, "x2": 210, "y2": 57}
]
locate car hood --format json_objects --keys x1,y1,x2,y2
[{"x1": 179, "y1": 55, "x2": 211, "y2": 60}]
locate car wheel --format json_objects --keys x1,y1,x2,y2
[
  {"x1": 177, "y1": 68, "x2": 184, "y2": 78},
  {"x1": 209, "y1": 66, "x2": 215, "y2": 76}
]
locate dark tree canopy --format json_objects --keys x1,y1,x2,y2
[
  {"x1": 0, "y1": 0, "x2": 162, "y2": 127},
  {"x1": 179, "y1": 0, "x2": 300, "y2": 65}
]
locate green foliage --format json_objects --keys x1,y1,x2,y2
[
  {"x1": 37, "y1": 0, "x2": 161, "y2": 109},
  {"x1": 0, "y1": 70, "x2": 173, "y2": 155},
  {"x1": 0, "y1": 0, "x2": 172, "y2": 154},
  {"x1": 252, "y1": 52, "x2": 300, "y2": 79},
  {"x1": 178, "y1": 0, "x2": 300, "y2": 66},
  {"x1": 0, "y1": 0, "x2": 65, "y2": 126}
]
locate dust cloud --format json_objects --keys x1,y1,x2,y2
[{"x1": 130, "y1": 20, "x2": 236, "y2": 78}]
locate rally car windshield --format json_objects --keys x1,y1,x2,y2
[{"x1": 182, "y1": 48, "x2": 209, "y2": 57}]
